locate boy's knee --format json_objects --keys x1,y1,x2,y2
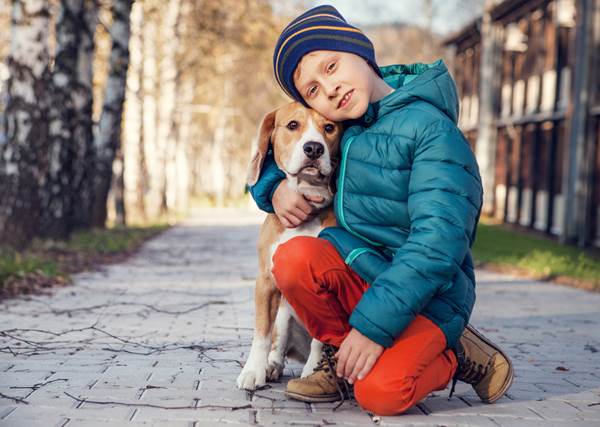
[
  {"x1": 271, "y1": 236, "x2": 322, "y2": 293},
  {"x1": 354, "y1": 375, "x2": 418, "y2": 416}
]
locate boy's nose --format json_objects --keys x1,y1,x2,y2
[{"x1": 324, "y1": 82, "x2": 341, "y2": 98}]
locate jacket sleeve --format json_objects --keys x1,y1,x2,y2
[
  {"x1": 246, "y1": 145, "x2": 286, "y2": 213},
  {"x1": 348, "y1": 121, "x2": 483, "y2": 348}
]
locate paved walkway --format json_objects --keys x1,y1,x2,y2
[{"x1": 1, "y1": 207, "x2": 600, "y2": 426}]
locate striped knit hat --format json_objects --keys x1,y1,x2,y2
[{"x1": 273, "y1": 4, "x2": 383, "y2": 106}]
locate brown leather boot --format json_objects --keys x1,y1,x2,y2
[
  {"x1": 449, "y1": 324, "x2": 514, "y2": 403},
  {"x1": 285, "y1": 343, "x2": 353, "y2": 406}
]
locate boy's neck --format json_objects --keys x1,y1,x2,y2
[{"x1": 370, "y1": 76, "x2": 395, "y2": 104}]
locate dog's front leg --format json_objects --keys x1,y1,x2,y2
[
  {"x1": 266, "y1": 297, "x2": 295, "y2": 380},
  {"x1": 300, "y1": 338, "x2": 324, "y2": 378},
  {"x1": 237, "y1": 274, "x2": 281, "y2": 390}
]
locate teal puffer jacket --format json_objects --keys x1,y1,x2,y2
[{"x1": 248, "y1": 59, "x2": 483, "y2": 350}]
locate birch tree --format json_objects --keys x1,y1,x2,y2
[
  {"x1": 0, "y1": 0, "x2": 51, "y2": 249},
  {"x1": 38, "y1": 0, "x2": 84, "y2": 239},
  {"x1": 155, "y1": 0, "x2": 181, "y2": 217},
  {"x1": 130, "y1": 0, "x2": 149, "y2": 221},
  {"x1": 70, "y1": 0, "x2": 98, "y2": 230},
  {"x1": 91, "y1": 0, "x2": 133, "y2": 228}
]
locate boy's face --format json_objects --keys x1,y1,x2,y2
[{"x1": 293, "y1": 50, "x2": 375, "y2": 122}]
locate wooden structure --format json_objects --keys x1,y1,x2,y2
[
  {"x1": 446, "y1": 18, "x2": 482, "y2": 151},
  {"x1": 443, "y1": 0, "x2": 600, "y2": 248}
]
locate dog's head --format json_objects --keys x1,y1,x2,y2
[{"x1": 247, "y1": 101, "x2": 343, "y2": 209}]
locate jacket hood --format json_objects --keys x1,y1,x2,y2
[{"x1": 360, "y1": 58, "x2": 459, "y2": 126}]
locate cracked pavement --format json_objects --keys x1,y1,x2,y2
[{"x1": 1, "y1": 207, "x2": 600, "y2": 426}]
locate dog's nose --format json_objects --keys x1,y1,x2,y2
[{"x1": 303, "y1": 141, "x2": 324, "y2": 160}]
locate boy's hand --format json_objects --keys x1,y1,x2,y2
[
  {"x1": 272, "y1": 179, "x2": 324, "y2": 228},
  {"x1": 335, "y1": 328, "x2": 384, "y2": 384}
]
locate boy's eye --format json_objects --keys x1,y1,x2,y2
[
  {"x1": 308, "y1": 86, "x2": 317, "y2": 96},
  {"x1": 327, "y1": 62, "x2": 335, "y2": 72},
  {"x1": 287, "y1": 120, "x2": 299, "y2": 130},
  {"x1": 324, "y1": 123, "x2": 335, "y2": 133}
]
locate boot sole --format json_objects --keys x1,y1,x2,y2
[
  {"x1": 466, "y1": 323, "x2": 514, "y2": 403},
  {"x1": 284, "y1": 390, "x2": 344, "y2": 403}
]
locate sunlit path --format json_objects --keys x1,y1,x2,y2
[{"x1": 1, "y1": 207, "x2": 599, "y2": 426}]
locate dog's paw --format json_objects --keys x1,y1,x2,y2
[
  {"x1": 265, "y1": 360, "x2": 283, "y2": 381},
  {"x1": 266, "y1": 349, "x2": 284, "y2": 381},
  {"x1": 300, "y1": 357, "x2": 320, "y2": 378},
  {"x1": 300, "y1": 365, "x2": 316, "y2": 378},
  {"x1": 237, "y1": 363, "x2": 267, "y2": 390},
  {"x1": 300, "y1": 339, "x2": 323, "y2": 378}
]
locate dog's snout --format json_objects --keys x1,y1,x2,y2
[{"x1": 303, "y1": 141, "x2": 324, "y2": 160}]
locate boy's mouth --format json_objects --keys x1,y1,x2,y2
[{"x1": 338, "y1": 89, "x2": 353, "y2": 109}]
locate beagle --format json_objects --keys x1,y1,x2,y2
[{"x1": 237, "y1": 101, "x2": 342, "y2": 391}]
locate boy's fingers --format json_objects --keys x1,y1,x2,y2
[
  {"x1": 348, "y1": 354, "x2": 367, "y2": 384},
  {"x1": 282, "y1": 214, "x2": 298, "y2": 228},
  {"x1": 357, "y1": 355, "x2": 377, "y2": 380},
  {"x1": 343, "y1": 349, "x2": 359, "y2": 378},
  {"x1": 276, "y1": 214, "x2": 288, "y2": 227},
  {"x1": 289, "y1": 214, "x2": 302, "y2": 227},
  {"x1": 336, "y1": 347, "x2": 348, "y2": 378},
  {"x1": 290, "y1": 206, "x2": 310, "y2": 221},
  {"x1": 297, "y1": 197, "x2": 314, "y2": 215}
]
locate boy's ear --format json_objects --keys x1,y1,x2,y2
[{"x1": 246, "y1": 109, "x2": 277, "y2": 186}]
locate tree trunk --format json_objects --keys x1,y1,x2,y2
[
  {"x1": 174, "y1": 74, "x2": 195, "y2": 214},
  {"x1": 37, "y1": 0, "x2": 84, "y2": 240},
  {"x1": 135, "y1": 2, "x2": 148, "y2": 221},
  {"x1": 0, "y1": 0, "x2": 51, "y2": 249},
  {"x1": 70, "y1": 0, "x2": 98, "y2": 230},
  {"x1": 169, "y1": 0, "x2": 192, "y2": 215},
  {"x1": 91, "y1": 0, "x2": 133, "y2": 228},
  {"x1": 113, "y1": 146, "x2": 126, "y2": 225},
  {"x1": 142, "y1": 1, "x2": 161, "y2": 220},
  {"x1": 156, "y1": 0, "x2": 181, "y2": 217}
]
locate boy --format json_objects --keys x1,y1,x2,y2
[{"x1": 248, "y1": 4, "x2": 513, "y2": 415}]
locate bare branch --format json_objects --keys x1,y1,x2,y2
[
  {"x1": 0, "y1": 392, "x2": 29, "y2": 404},
  {"x1": 9, "y1": 378, "x2": 68, "y2": 390},
  {"x1": 64, "y1": 391, "x2": 253, "y2": 410}
]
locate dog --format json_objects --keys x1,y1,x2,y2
[{"x1": 237, "y1": 101, "x2": 342, "y2": 391}]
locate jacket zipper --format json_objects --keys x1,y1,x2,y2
[
  {"x1": 337, "y1": 135, "x2": 383, "y2": 247},
  {"x1": 344, "y1": 247, "x2": 383, "y2": 266}
]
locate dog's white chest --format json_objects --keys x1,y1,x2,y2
[{"x1": 268, "y1": 217, "x2": 324, "y2": 267}]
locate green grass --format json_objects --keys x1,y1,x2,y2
[
  {"x1": 1, "y1": 224, "x2": 170, "y2": 298},
  {"x1": 0, "y1": 251, "x2": 59, "y2": 284},
  {"x1": 59, "y1": 224, "x2": 169, "y2": 254},
  {"x1": 472, "y1": 222, "x2": 600, "y2": 290}
]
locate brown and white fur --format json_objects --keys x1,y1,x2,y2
[{"x1": 236, "y1": 101, "x2": 342, "y2": 390}]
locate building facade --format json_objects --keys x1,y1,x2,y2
[{"x1": 444, "y1": 0, "x2": 600, "y2": 248}]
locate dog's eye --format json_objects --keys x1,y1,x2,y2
[
  {"x1": 324, "y1": 124, "x2": 335, "y2": 133},
  {"x1": 287, "y1": 121, "x2": 299, "y2": 130}
]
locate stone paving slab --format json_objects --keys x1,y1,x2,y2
[{"x1": 1, "y1": 207, "x2": 600, "y2": 426}]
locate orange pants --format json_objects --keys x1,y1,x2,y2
[{"x1": 271, "y1": 236, "x2": 458, "y2": 416}]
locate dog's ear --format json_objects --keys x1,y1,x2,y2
[{"x1": 247, "y1": 109, "x2": 277, "y2": 186}]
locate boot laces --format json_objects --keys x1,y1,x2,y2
[
  {"x1": 457, "y1": 357, "x2": 490, "y2": 384},
  {"x1": 448, "y1": 350, "x2": 490, "y2": 399},
  {"x1": 314, "y1": 344, "x2": 353, "y2": 411},
  {"x1": 312, "y1": 344, "x2": 336, "y2": 374}
]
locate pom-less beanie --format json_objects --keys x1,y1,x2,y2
[{"x1": 273, "y1": 4, "x2": 383, "y2": 107}]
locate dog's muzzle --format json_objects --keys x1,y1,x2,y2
[{"x1": 297, "y1": 165, "x2": 329, "y2": 186}]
